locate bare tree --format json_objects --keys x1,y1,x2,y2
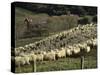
[{"x1": 24, "y1": 16, "x2": 33, "y2": 31}]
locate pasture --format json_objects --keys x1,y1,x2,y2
[
  {"x1": 12, "y1": 5, "x2": 97, "y2": 73},
  {"x1": 15, "y1": 46, "x2": 97, "y2": 73}
]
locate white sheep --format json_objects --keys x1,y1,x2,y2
[
  {"x1": 86, "y1": 46, "x2": 90, "y2": 52},
  {"x1": 19, "y1": 52, "x2": 25, "y2": 56},
  {"x1": 18, "y1": 47, "x2": 25, "y2": 51},
  {"x1": 41, "y1": 51, "x2": 46, "y2": 55},
  {"x1": 78, "y1": 43, "x2": 91, "y2": 53},
  {"x1": 65, "y1": 48, "x2": 72, "y2": 56},
  {"x1": 78, "y1": 43, "x2": 87, "y2": 48},
  {"x1": 36, "y1": 53, "x2": 44, "y2": 61},
  {"x1": 44, "y1": 50, "x2": 56, "y2": 61},
  {"x1": 86, "y1": 38, "x2": 97, "y2": 47},
  {"x1": 15, "y1": 56, "x2": 24, "y2": 66},
  {"x1": 92, "y1": 38, "x2": 97, "y2": 46},
  {"x1": 55, "y1": 48, "x2": 66, "y2": 58},
  {"x1": 15, "y1": 55, "x2": 30, "y2": 67},
  {"x1": 60, "y1": 48, "x2": 66, "y2": 58},
  {"x1": 72, "y1": 46, "x2": 80, "y2": 54},
  {"x1": 24, "y1": 45, "x2": 31, "y2": 51},
  {"x1": 15, "y1": 48, "x2": 20, "y2": 56},
  {"x1": 23, "y1": 55, "x2": 30, "y2": 65},
  {"x1": 15, "y1": 47, "x2": 26, "y2": 56},
  {"x1": 86, "y1": 39, "x2": 93, "y2": 46},
  {"x1": 28, "y1": 52, "x2": 36, "y2": 63}
]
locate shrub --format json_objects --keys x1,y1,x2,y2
[
  {"x1": 47, "y1": 15, "x2": 79, "y2": 32},
  {"x1": 78, "y1": 16, "x2": 92, "y2": 24},
  {"x1": 92, "y1": 15, "x2": 97, "y2": 23}
]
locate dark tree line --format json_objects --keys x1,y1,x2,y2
[{"x1": 14, "y1": 2, "x2": 97, "y2": 16}]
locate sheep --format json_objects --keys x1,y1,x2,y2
[
  {"x1": 86, "y1": 38, "x2": 97, "y2": 48},
  {"x1": 78, "y1": 43, "x2": 87, "y2": 48},
  {"x1": 15, "y1": 55, "x2": 30, "y2": 67},
  {"x1": 55, "y1": 48, "x2": 66, "y2": 59},
  {"x1": 18, "y1": 47, "x2": 25, "y2": 51},
  {"x1": 36, "y1": 53, "x2": 44, "y2": 61},
  {"x1": 15, "y1": 47, "x2": 25, "y2": 55},
  {"x1": 28, "y1": 52, "x2": 36, "y2": 63},
  {"x1": 43, "y1": 50, "x2": 56, "y2": 61},
  {"x1": 15, "y1": 56, "x2": 23, "y2": 67},
  {"x1": 24, "y1": 45, "x2": 32, "y2": 52},
  {"x1": 86, "y1": 46, "x2": 90, "y2": 52},
  {"x1": 78, "y1": 43, "x2": 91, "y2": 53},
  {"x1": 15, "y1": 46, "x2": 28, "y2": 56},
  {"x1": 28, "y1": 43, "x2": 35, "y2": 48},
  {"x1": 92, "y1": 38, "x2": 97, "y2": 46},
  {"x1": 60, "y1": 48, "x2": 66, "y2": 58},
  {"x1": 86, "y1": 39, "x2": 93, "y2": 46},
  {"x1": 65, "y1": 47, "x2": 72, "y2": 56},
  {"x1": 22, "y1": 55, "x2": 30, "y2": 65},
  {"x1": 15, "y1": 48, "x2": 20, "y2": 56},
  {"x1": 19, "y1": 52, "x2": 25, "y2": 56},
  {"x1": 41, "y1": 50, "x2": 46, "y2": 55},
  {"x1": 72, "y1": 46, "x2": 80, "y2": 54},
  {"x1": 64, "y1": 45, "x2": 80, "y2": 56},
  {"x1": 24, "y1": 45, "x2": 30, "y2": 50}
]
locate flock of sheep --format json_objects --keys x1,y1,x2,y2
[
  {"x1": 14, "y1": 38, "x2": 97, "y2": 67},
  {"x1": 12, "y1": 24, "x2": 97, "y2": 67}
]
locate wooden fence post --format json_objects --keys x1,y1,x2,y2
[
  {"x1": 81, "y1": 55, "x2": 84, "y2": 69},
  {"x1": 32, "y1": 59, "x2": 36, "y2": 72},
  {"x1": 18, "y1": 64, "x2": 21, "y2": 72}
]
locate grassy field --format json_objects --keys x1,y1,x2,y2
[
  {"x1": 15, "y1": 7, "x2": 78, "y2": 41},
  {"x1": 15, "y1": 7, "x2": 49, "y2": 47},
  {"x1": 15, "y1": 37, "x2": 45, "y2": 47},
  {"x1": 14, "y1": 7, "x2": 97, "y2": 73},
  {"x1": 15, "y1": 47, "x2": 97, "y2": 73},
  {"x1": 15, "y1": 56, "x2": 97, "y2": 73},
  {"x1": 15, "y1": 7, "x2": 49, "y2": 39}
]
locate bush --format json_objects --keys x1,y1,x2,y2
[
  {"x1": 78, "y1": 16, "x2": 92, "y2": 24},
  {"x1": 92, "y1": 15, "x2": 97, "y2": 23},
  {"x1": 47, "y1": 15, "x2": 79, "y2": 32}
]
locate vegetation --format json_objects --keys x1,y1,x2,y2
[
  {"x1": 92, "y1": 15, "x2": 97, "y2": 23},
  {"x1": 15, "y1": 7, "x2": 78, "y2": 45},
  {"x1": 78, "y1": 16, "x2": 93, "y2": 24},
  {"x1": 14, "y1": 24, "x2": 97, "y2": 73},
  {"x1": 11, "y1": 2, "x2": 97, "y2": 73},
  {"x1": 15, "y1": 47, "x2": 97, "y2": 73},
  {"x1": 14, "y1": 2, "x2": 97, "y2": 16},
  {"x1": 15, "y1": 24, "x2": 97, "y2": 50}
]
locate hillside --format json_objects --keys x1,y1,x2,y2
[
  {"x1": 12, "y1": 3, "x2": 97, "y2": 73},
  {"x1": 15, "y1": 7, "x2": 48, "y2": 39},
  {"x1": 14, "y1": 24, "x2": 97, "y2": 73},
  {"x1": 15, "y1": 24, "x2": 97, "y2": 54},
  {"x1": 15, "y1": 7, "x2": 78, "y2": 47}
]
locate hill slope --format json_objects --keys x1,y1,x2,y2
[
  {"x1": 15, "y1": 7, "x2": 49, "y2": 39},
  {"x1": 15, "y1": 7, "x2": 78, "y2": 41},
  {"x1": 16, "y1": 24, "x2": 97, "y2": 53}
]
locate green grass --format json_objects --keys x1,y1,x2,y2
[
  {"x1": 15, "y1": 7, "x2": 50, "y2": 47},
  {"x1": 15, "y1": 7, "x2": 78, "y2": 40},
  {"x1": 15, "y1": 55, "x2": 97, "y2": 73},
  {"x1": 14, "y1": 7, "x2": 97, "y2": 73},
  {"x1": 15, "y1": 7, "x2": 49, "y2": 39},
  {"x1": 15, "y1": 47, "x2": 97, "y2": 73},
  {"x1": 15, "y1": 37, "x2": 45, "y2": 47}
]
